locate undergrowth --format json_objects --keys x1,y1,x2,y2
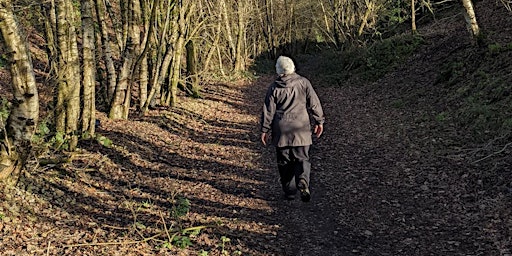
[
  {"x1": 437, "y1": 44, "x2": 512, "y2": 142},
  {"x1": 293, "y1": 34, "x2": 426, "y2": 86}
]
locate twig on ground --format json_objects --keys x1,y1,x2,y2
[
  {"x1": 159, "y1": 211, "x2": 173, "y2": 244},
  {"x1": 472, "y1": 142, "x2": 512, "y2": 164},
  {"x1": 62, "y1": 233, "x2": 162, "y2": 248},
  {"x1": 102, "y1": 224, "x2": 130, "y2": 230}
]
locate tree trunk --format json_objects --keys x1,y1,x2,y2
[
  {"x1": 461, "y1": 0, "x2": 480, "y2": 40},
  {"x1": 109, "y1": 0, "x2": 142, "y2": 119},
  {"x1": 411, "y1": 0, "x2": 417, "y2": 34},
  {"x1": 165, "y1": 0, "x2": 193, "y2": 107},
  {"x1": 81, "y1": 0, "x2": 96, "y2": 138},
  {"x1": 219, "y1": 0, "x2": 236, "y2": 63},
  {"x1": 234, "y1": 0, "x2": 247, "y2": 72},
  {"x1": 358, "y1": 1, "x2": 373, "y2": 36},
  {"x1": 331, "y1": 0, "x2": 344, "y2": 46},
  {"x1": 56, "y1": 0, "x2": 81, "y2": 151},
  {"x1": 42, "y1": 0, "x2": 58, "y2": 80},
  {"x1": 95, "y1": 0, "x2": 117, "y2": 105},
  {"x1": 139, "y1": 56, "x2": 149, "y2": 109},
  {"x1": 166, "y1": 35, "x2": 184, "y2": 107},
  {"x1": 203, "y1": 21, "x2": 222, "y2": 72},
  {"x1": 265, "y1": 0, "x2": 276, "y2": 58},
  {"x1": 185, "y1": 39, "x2": 200, "y2": 98},
  {"x1": 0, "y1": 0, "x2": 39, "y2": 181},
  {"x1": 137, "y1": 0, "x2": 161, "y2": 109},
  {"x1": 142, "y1": 0, "x2": 177, "y2": 112}
]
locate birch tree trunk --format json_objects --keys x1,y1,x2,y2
[
  {"x1": 461, "y1": 0, "x2": 480, "y2": 40},
  {"x1": 0, "y1": 0, "x2": 39, "y2": 181},
  {"x1": 56, "y1": 0, "x2": 81, "y2": 151},
  {"x1": 81, "y1": 0, "x2": 96, "y2": 137},
  {"x1": 142, "y1": 0, "x2": 177, "y2": 112},
  {"x1": 135, "y1": 0, "x2": 159, "y2": 110},
  {"x1": 164, "y1": 0, "x2": 194, "y2": 107},
  {"x1": 109, "y1": 0, "x2": 142, "y2": 119},
  {"x1": 411, "y1": 0, "x2": 417, "y2": 34}
]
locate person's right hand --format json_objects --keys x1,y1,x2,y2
[{"x1": 314, "y1": 124, "x2": 323, "y2": 138}]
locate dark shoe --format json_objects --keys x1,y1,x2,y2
[{"x1": 298, "y1": 180, "x2": 311, "y2": 202}]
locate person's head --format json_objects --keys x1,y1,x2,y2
[{"x1": 275, "y1": 56, "x2": 295, "y2": 76}]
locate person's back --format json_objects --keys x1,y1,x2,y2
[{"x1": 260, "y1": 56, "x2": 325, "y2": 202}]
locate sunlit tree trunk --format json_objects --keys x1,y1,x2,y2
[
  {"x1": 165, "y1": 0, "x2": 194, "y2": 107},
  {"x1": 219, "y1": 0, "x2": 236, "y2": 63},
  {"x1": 411, "y1": 0, "x2": 417, "y2": 34},
  {"x1": 203, "y1": 21, "x2": 221, "y2": 73},
  {"x1": 81, "y1": 0, "x2": 96, "y2": 137},
  {"x1": 135, "y1": 0, "x2": 160, "y2": 110},
  {"x1": 139, "y1": 56, "x2": 149, "y2": 108},
  {"x1": 109, "y1": 0, "x2": 142, "y2": 119},
  {"x1": 56, "y1": 0, "x2": 81, "y2": 150},
  {"x1": 142, "y1": 0, "x2": 177, "y2": 112},
  {"x1": 166, "y1": 23, "x2": 185, "y2": 106},
  {"x1": 234, "y1": 0, "x2": 247, "y2": 72},
  {"x1": 137, "y1": 0, "x2": 155, "y2": 109},
  {"x1": 461, "y1": 0, "x2": 480, "y2": 40},
  {"x1": 42, "y1": 0, "x2": 58, "y2": 80},
  {"x1": 0, "y1": 0, "x2": 39, "y2": 181}
]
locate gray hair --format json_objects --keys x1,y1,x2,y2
[{"x1": 275, "y1": 56, "x2": 295, "y2": 75}]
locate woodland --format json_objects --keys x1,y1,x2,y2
[{"x1": 1, "y1": 0, "x2": 512, "y2": 255}]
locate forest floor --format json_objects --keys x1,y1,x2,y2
[{"x1": 2, "y1": 2, "x2": 512, "y2": 256}]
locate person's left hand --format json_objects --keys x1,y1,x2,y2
[
  {"x1": 314, "y1": 124, "x2": 323, "y2": 138},
  {"x1": 261, "y1": 132, "x2": 269, "y2": 146}
]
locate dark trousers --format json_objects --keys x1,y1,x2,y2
[{"x1": 276, "y1": 145, "x2": 311, "y2": 195}]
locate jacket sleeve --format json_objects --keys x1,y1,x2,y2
[
  {"x1": 261, "y1": 85, "x2": 276, "y2": 133},
  {"x1": 305, "y1": 81, "x2": 325, "y2": 125}
]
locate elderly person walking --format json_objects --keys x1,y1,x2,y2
[{"x1": 260, "y1": 56, "x2": 325, "y2": 202}]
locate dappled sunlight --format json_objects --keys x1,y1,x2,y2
[{"x1": 2, "y1": 1, "x2": 511, "y2": 255}]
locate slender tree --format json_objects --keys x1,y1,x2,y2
[
  {"x1": 411, "y1": 0, "x2": 417, "y2": 34},
  {"x1": 0, "y1": 0, "x2": 39, "y2": 181},
  {"x1": 164, "y1": 0, "x2": 194, "y2": 107},
  {"x1": 81, "y1": 0, "x2": 97, "y2": 137},
  {"x1": 109, "y1": 0, "x2": 142, "y2": 119},
  {"x1": 233, "y1": 0, "x2": 248, "y2": 72},
  {"x1": 142, "y1": 0, "x2": 177, "y2": 112},
  {"x1": 55, "y1": 0, "x2": 81, "y2": 150},
  {"x1": 461, "y1": 0, "x2": 480, "y2": 40},
  {"x1": 185, "y1": 39, "x2": 200, "y2": 98},
  {"x1": 95, "y1": 0, "x2": 117, "y2": 105},
  {"x1": 42, "y1": 0, "x2": 58, "y2": 81}
]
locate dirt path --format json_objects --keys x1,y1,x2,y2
[
  {"x1": 248, "y1": 52, "x2": 511, "y2": 255},
  {"x1": 251, "y1": 77, "x2": 509, "y2": 256},
  {"x1": 2, "y1": 47, "x2": 511, "y2": 256},
  {"x1": 253, "y1": 76, "x2": 419, "y2": 256}
]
